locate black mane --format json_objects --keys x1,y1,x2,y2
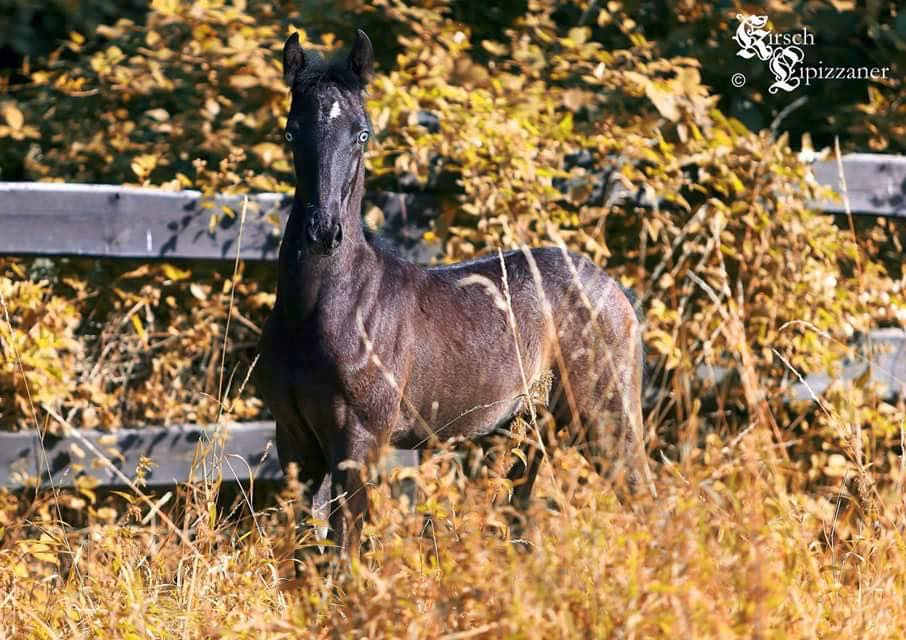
[
  {"x1": 290, "y1": 52, "x2": 366, "y2": 95},
  {"x1": 363, "y1": 227, "x2": 401, "y2": 257}
]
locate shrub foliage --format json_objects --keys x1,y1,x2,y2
[
  {"x1": 0, "y1": 1, "x2": 905, "y2": 636},
  {"x1": 0, "y1": 0, "x2": 902, "y2": 486}
]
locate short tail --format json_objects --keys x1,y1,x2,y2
[
  {"x1": 616, "y1": 283, "x2": 657, "y2": 498},
  {"x1": 618, "y1": 284, "x2": 652, "y2": 390}
]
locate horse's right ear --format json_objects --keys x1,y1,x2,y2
[
  {"x1": 283, "y1": 32, "x2": 305, "y2": 87},
  {"x1": 347, "y1": 29, "x2": 374, "y2": 84}
]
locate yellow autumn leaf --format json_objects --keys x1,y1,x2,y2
[
  {"x1": 567, "y1": 27, "x2": 590, "y2": 45},
  {"x1": 511, "y1": 447, "x2": 528, "y2": 467},
  {"x1": 558, "y1": 112, "x2": 573, "y2": 135},
  {"x1": 190, "y1": 283, "x2": 208, "y2": 301},
  {"x1": 20, "y1": 536, "x2": 60, "y2": 565},
  {"x1": 208, "y1": 212, "x2": 219, "y2": 234},
  {"x1": 252, "y1": 142, "x2": 284, "y2": 166},
  {"x1": 130, "y1": 313, "x2": 146, "y2": 340},
  {"x1": 264, "y1": 211, "x2": 283, "y2": 229},
  {"x1": 161, "y1": 263, "x2": 191, "y2": 281},
  {"x1": 13, "y1": 562, "x2": 28, "y2": 579},
  {"x1": 229, "y1": 75, "x2": 259, "y2": 89},
  {"x1": 645, "y1": 82, "x2": 680, "y2": 122},
  {"x1": 2, "y1": 102, "x2": 24, "y2": 130},
  {"x1": 727, "y1": 171, "x2": 745, "y2": 194},
  {"x1": 95, "y1": 507, "x2": 117, "y2": 522},
  {"x1": 481, "y1": 40, "x2": 508, "y2": 56},
  {"x1": 146, "y1": 108, "x2": 170, "y2": 122},
  {"x1": 364, "y1": 206, "x2": 384, "y2": 230},
  {"x1": 130, "y1": 154, "x2": 158, "y2": 179}
]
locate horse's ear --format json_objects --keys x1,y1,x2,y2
[
  {"x1": 347, "y1": 29, "x2": 374, "y2": 85},
  {"x1": 283, "y1": 32, "x2": 306, "y2": 87}
]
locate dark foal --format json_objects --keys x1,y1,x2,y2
[{"x1": 256, "y1": 30, "x2": 656, "y2": 564}]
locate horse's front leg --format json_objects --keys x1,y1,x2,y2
[
  {"x1": 326, "y1": 422, "x2": 379, "y2": 561},
  {"x1": 310, "y1": 472, "x2": 332, "y2": 553},
  {"x1": 275, "y1": 423, "x2": 328, "y2": 575}
]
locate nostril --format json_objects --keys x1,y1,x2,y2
[
  {"x1": 331, "y1": 223, "x2": 343, "y2": 248},
  {"x1": 305, "y1": 219, "x2": 318, "y2": 243}
]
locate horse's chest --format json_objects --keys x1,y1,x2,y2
[
  {"x1": 258, "y1": 319, "x2": 328, "y2": 409},
  {"x1": 258, "y1": 314, "x2": 387, "y2": 424},
  {"x1": 281, "y1": 339, "x2": 346, "y2": 399}
]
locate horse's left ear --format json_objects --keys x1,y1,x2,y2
[
  {"x1": 283, "y1": 32, "x2": 306, "y2": 87},
  {"x1": 347, "y1": 29, "x2": 374, "y2": 84}
]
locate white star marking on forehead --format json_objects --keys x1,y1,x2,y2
[{"x1": 329, "y1": 100, "x2": 341, "y2": 120}]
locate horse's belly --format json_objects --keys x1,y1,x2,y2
[
  {"x1": 390, "y1": 328, "x2": 548, "y2": 447},
  {"x1": 390, "y1": 382, "x2": 525, "y2": 448}
]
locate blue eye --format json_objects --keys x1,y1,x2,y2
[{"x1": 357, "y1": 130, "x2": 369, "y2": 144}]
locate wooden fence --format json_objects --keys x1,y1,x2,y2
[{"x1": 0, "y1": 153, "x2": 904, "y2": 489}]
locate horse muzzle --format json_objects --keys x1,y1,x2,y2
[{"x1": 305, "y1": 218, "x2": 343, "y2": 256}]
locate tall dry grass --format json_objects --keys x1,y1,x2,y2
[
  {"x1": 2, "y1": 431, "x2": 905, "y2": 638},
  {"x1": 2, "y1": 238, "x2": 905, "y2": 638}
]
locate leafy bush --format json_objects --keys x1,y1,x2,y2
[
  {"x1": 0, "y1": 2, "x2": 905, "y2": 636},
  {"x1": 0, "y1": 0, "x2": 902, "y2": 489},
  {"x1": 2, "y1": 0, "x2": 295, "y2": 190},
  {"x1": 0, "y1": 0, "x2": 146, "y2": 64},
  {"x1": 366, "y1": 1, "x2": 902, "y2": 482},
  {"x1": 607, "y1": 1, "x2": 905, "y2": 154},
  {"x1": 0, "y1": 257, "x2": 270, "y2": 432},
  {"x1": 0, "y1": 267, "x2": 83, "y2": 429}
]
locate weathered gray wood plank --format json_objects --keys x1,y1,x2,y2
[
  {"x1": 0, "y1": 153, "x2": 902, "y2": 262},
  {"x1": 0, "y1": 183, "x2": 288, "y2": 260},
  {"x1": 0, "y1": 183, "x2": 443, "y2": 262},
  {"x1": 0, "y1": 421, "x2": 418, "y2": 490},
  {"x1": 788, "y1": 327, "x2": 906, "y2": 401},
  {"x1": 811, "y1": 153, "x2": 906, "y2": 217},
  {"x1": 696, "y1": 329, "x2": 906, "y2": 401}
]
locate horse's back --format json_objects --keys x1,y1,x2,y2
[
  {"x1": 423, "y1": 245, "x2": 643, "y2": 408},
  {"x1": 424, "y1": 246, "x2": 630, "y2": 328}
]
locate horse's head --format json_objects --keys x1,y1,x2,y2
[{"x1": 282, "y1": 30, "x2": 374, "y2": 256}]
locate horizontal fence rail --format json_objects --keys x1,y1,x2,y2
[
  {"x1": 0, "y1": 152, "x2": 904, "y2": 489},
  {"x1": 0, "y1": 154, "x2": 904, "y2": 262},
  {"x1": 811, "y1": 153, "x2": 906, "y2": 217},
  {"x1": 696, "y1": 328, "x2": 906, "y2": 401},
  {"x1": 0, "y1": 183, "x2": 445, "y2": 263},
  {"x1": 0, "y1": 422, "x2": 419, "y2": 490}
]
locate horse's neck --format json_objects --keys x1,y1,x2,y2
[{"x1": 276, "y1": 200, "x2": 378, "y2": 327}]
